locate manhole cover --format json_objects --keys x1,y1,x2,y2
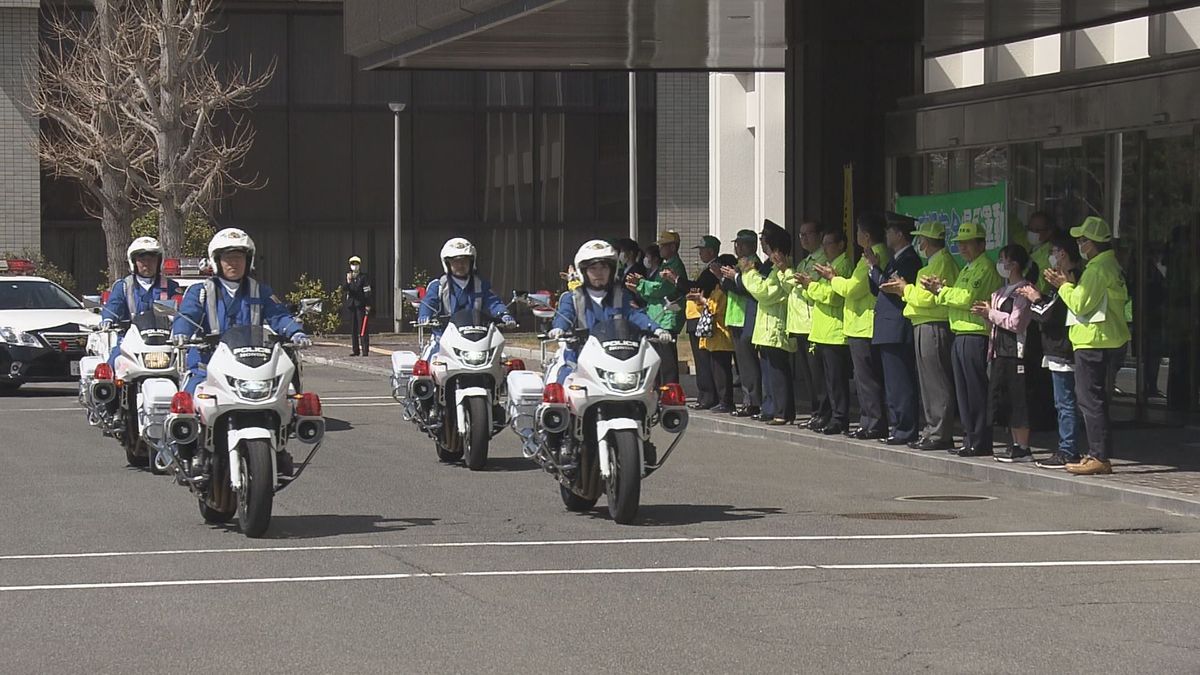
[
  {"x1": 895, "y1": 495, "x2": 996, "y2": 502},
  {"x1": 839, "y1": 512, "x2": 957, "y2": 521}
]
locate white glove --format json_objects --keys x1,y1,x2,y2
[
  {"x1": 99, "y1": 319, "x2": 113, "y2": 330},
  {"x1": 291, "y1": 332, "x2": 312, "y2": 348},
  {"x1": 653, "y1": 329, "x2": 673, "y2": 343},
  {"x1": 547, "y1": 328, "x2": 565, "y2": 340},
  {"x1": 501, "y1": 315, "x2": 518, "y2": 328}
]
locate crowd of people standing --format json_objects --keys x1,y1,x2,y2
[{"x1": 612, "y1": 211, "x2": 1131, "y2": 476}]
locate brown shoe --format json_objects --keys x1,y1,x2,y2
[{"x1": 1066, "y1": 456, "x2": 1113, "y2": 475}]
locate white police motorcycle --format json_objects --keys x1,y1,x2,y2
[
  {"x1": 162, "y1": 324, "x2": 325, "y2": 538},
  {"x1": 391, "y1": 307, "x2": 514, "y2": 471},
  {"x1": 505, "y1": 316, "x2": 688, "y2": 524}
]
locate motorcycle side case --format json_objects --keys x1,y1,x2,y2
[
  {"x1": 139, "y1": 377, "x2": 178, "y2": 442},
  {"x1": 505, "y1": 369, "x2": 544, "y2": 433},
  {"x1": 391, "y1": 350, "x2": 419, "y2": 393}
]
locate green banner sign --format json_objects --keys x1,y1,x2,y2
[{"x1": 896, "y1": 181, "x2": 1008, "y2": 261}]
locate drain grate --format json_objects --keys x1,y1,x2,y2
[
  {"x1": 895, "y1": 495, "x2": 995, "y2": 503},
  {"x1": 839, "y1": 512, "x2": 957, "y2": 521}
]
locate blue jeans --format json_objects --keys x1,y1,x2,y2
[{"x1": 1050, "y1": 370, "x2": 1081, "y2": 455}]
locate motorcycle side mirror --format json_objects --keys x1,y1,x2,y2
[
  {"x1": 152, "y1": 299, "x2": 178, "y2": 318},
  {"x1": 298, "y1": 298, "x2": 323, "y2": 316},
  {"x1": 87, "y1": 306, "x2": 102, "y2": 314}
]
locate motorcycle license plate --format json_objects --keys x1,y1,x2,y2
[{"x1": 70, "y1": 360, "x2": 80, "y2": 376}]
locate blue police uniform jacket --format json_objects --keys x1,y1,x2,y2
[
  {"x1": 551, "y1": 287, "x2": 659, "y2": 384},
  {"x1": 102, "y1": 275, "x2": 182, "y2": 366},
  {"x1": 418, "y1": 275, "x2": 508, "y2": 329},
  {"x1": 171, "y1": 278, "x2": 303, "y2": 391}
]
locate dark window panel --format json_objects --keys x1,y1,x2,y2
[
  {"x1": 353, "y1": 59, "x2": 411, "y2": 107},
  {"x1": 223, "y1": 13, "x2": 288, "y2": 106},
  {"x1": 1072, "y1": 0, "x2": 1149, "y2": 23},
  {"x1": 290, "y1": 112, "x2": 353, "y2": 223},
  {"x1": 353, "y1": 111, "x2": 412, "y2": 224},
  {"x1": 414, "y1": 71, "x2": 475, "y2": 108},
  {"x1": 481, "y1": 72, "x2": 533, "y2": 107},
  {"x1": 223, "y1": 110, "x2": 289, "y2": 223},
  {"x1": 414, "y1": 111, "x2": 477, "y2": 222},
  {"x1": 291, "y1": 14, "x2": 352, "y2": 105}
]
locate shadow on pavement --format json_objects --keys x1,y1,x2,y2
[
  {"x1": 583, "y1": 504, "x2": 784, "y2": 527},
  {"x1": 474, "y1": 456, "x2": 539, "y2": 472},
  {"x1": 244, "y1": 514, "x2": 441, "y2": 539},
  {"x1": 324, "y1": 417, "x2": 353, "y2": 432},
  {"x1": 2, "y1": 386, "x2": 76, "y2": 398}
]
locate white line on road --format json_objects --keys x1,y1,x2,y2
[
  {"x1": 0, "y1": 401, "x2": 397, "y2": 412},
  {"x1": 0, "y1": 407, "x2": 77, "y2": 412},
  {"x1": 4, "y1": 559, "x2": 1199, "y2": 593},
  {"x1": 319, "y1": 396, "x2": 395, "y2": 401},
  {"x1": 0, "y1": 530, "x2": 1112, "y2": 562},
  {"x1": 322, "y1": 402, "x2": 398, "y2": 408}
]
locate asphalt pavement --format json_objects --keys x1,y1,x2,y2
[{"x1": 2, "y1": 364, "x2": 1199, "y2": 674}]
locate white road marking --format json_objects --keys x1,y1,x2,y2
[
  {"x1": 0, "y1": 407, "x2": 78, "y2": 412},
  {"x1": 0, "y1": 530, "x2": 1112, "y2": 562},
  {"x1": 4, "y1": 559, "x2": 1200, "y2": 593},
  {"x1": 322, "y1": 402, "x2": 398, "y2": 408},
  {"x1": 318, "y1": 396, "x2": 394, "y2": 401}
]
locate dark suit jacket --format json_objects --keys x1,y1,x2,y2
[{"x1": 869, "y1": 245, "x2": 921, "y2": 345}]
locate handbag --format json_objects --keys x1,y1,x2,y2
[{"x1": 695, "y1": 305, "x2": 715, "y2": 338}]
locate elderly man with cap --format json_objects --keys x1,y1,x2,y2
[
  {"x1": 626, "y1": 229, "x2": 688, "y2": 384},
  {"x1": 1045, "y1": 216, "x2": 1130, "y2": 476},
  {"x1": 718, "y1": 229, "x2": 769, "y2": 417},
  {"x1": 881, "y1": 220, "x2": 960, "y2": 450},
  {"x1": 923, "y1": 221, "x2": 1002, "y2": 457},
  {"x1": 739, "y1": 219, "x2": 796, "y2": 425},
  {"x1": 781, "y1": 219, "x2": 828, "y2": 426},
  {"x1": 683, "y1": 234, "x2": 723, "y2": 410},
  {"x1": 342, "y1": 254, "x2": 375, "y2": 357}
]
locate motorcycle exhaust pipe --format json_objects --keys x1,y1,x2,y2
[
  {"x1": 410, "y1": 378, "x2": 435, "y2": 401},
  {"x1": 540, "y1": 405, "x2": 569, "y2": 434},
  {"x1": 295, "y1": 417, "x2": 325, "y2": 445},
  {"x1": 661, "y1": 409, "x2": 688, "y2": 434},
  {"x1": 166, "y1": 415, "x2": 199, "y2": 445},
  {"x1": 90, "y1": 380, "x2": 116, "y2": 405}
]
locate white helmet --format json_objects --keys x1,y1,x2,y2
[
  {"x1": 207, "y1": 227, "x2": 256, "y2": 275},
  {"x1": 574, "y1": 239, "x2": 618, "y2": 277},
  {"x1": 440, "y1": 237, "x2": 476, "y2": 274},
  {"x1": 127, "y1": 236, "x2": 163, "y2": 274}
]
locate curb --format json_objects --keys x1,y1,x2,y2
[{"x1": 690, "y1": 413, "x2": 1200, "y2": 519}]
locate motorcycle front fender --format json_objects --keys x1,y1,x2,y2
[
  {"x1": 453, "y1": 386, "x2": 491, "y2": 434},
  {"x1": 226, "y1": 426, "x2": 275, "y2": 490},
  {"x1": 593, "y1": 417, "x2": 640, "y2": 479}
]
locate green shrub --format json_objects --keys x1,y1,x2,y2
[
  {"x1": 400, "y1": 266, "x2": 434, "y2": 324},
  {"x1": 284, "y1": 273, "x2": 341, "y2": 335},
  {"x1": 131, "y1": 211, "x2": 215, "y2": 257},
  {"x1": 1, "y1": 250, "x2": 78, "y2": 294}
]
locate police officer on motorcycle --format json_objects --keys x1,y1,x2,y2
[
  {"x1": 418, "y1": 237, "x2": 516, "y2": 356},
  {"x1": 100, "y1": 237, "x2": 182, "y2": 367},
  {"x1": 171, "y1": 228, "x2": 309, "y2": 395},
  {"x1": 548, "y1": 239, "x2": 670, "y2": 384}
]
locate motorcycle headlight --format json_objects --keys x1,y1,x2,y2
[
  {"x1": 598, "y1": 369, "x2": 644, "y2": 393},
  {"x1": 455, "y1": 348, "x2": 492, "y2": 366},
  {"x1": 142, "y1": 351, "x2": 172, "y2": 369},
  {"x1": 0, "y1": 326, "x2": 42, "y2": 347},
  {"x1": 226, "y1": 376, "x2": 279, "y2": 401}
]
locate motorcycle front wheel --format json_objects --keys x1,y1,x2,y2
[
  {"x1": 236, "y1": 439, "x2": 274, "y2": 538},
  {"x1": 462, "y1": 397, "x2": 490, "y2": 471},
  {"x1": 605, "y1": 430, "x2": 642, "y2": 525},
  {"x1": 560, "y1": 485, "x2": 599, "y2": 512}
]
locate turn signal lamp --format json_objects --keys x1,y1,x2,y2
[
  {"x1": 659, "y1": 383, "x2": 686, "y2": 407},
  {"x1": 542, "y1": 383, "x2": 567, "y2": 404},
  {"x1": 504, "y1": 358, "x2": 526, "y2": 372},
  {"x1": 296, "y1": 392, "x2": 322, "y2": 417},
  {"x1": 170, "y1": 391, "x2": 194, "y2": 414}
]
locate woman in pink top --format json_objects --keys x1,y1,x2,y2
[{"x1": 971, "y1": 244, "x2": 1035, "y2": 463}]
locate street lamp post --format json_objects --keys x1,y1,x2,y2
[{"x1": 389, "y1": 102, "x2": 406, "y2": 333}]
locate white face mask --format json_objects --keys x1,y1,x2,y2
[
  {"x1": 1080, "y1": 246, "x2": 1092, "y2": 261},
  {"x1": 1047, "y1": 253, "x2": 1059, "y2": 269},
  {"x1": 350, "y1": 264, "x2": 360, "y2": 272},
  {"x1": 642, "y1": 256, "x2": 654, "y2": 269},
  {"x1": 996, "y1": 261, "x2": 1010, "y2": 279},
  {"x1": 1027, "y1": 232, "x2": 1041, "y2": 247}
]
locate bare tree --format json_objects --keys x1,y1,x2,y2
[
  {"x1": 120, "y1": 0, "x2": 274, "y2": 256},
  {"x1": 32, "y1": 1, "x2": 150, "y2": 283}
]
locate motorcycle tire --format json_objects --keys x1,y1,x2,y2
[
  {"x1": 236, "y1": 439, "x2": 274, "y2": 538},
  {"x1": 605, "y1": 429, "x2": 642, "y2": 525},
  {"x1": 462, "y1": 397, "x2": 490, "y2": 471},
  {"x1": 199, "y1": 471, "x2": 236, "y2": 524},
  {"x1": 560, "y1": 484, "x2": 599, "y2": 512}
]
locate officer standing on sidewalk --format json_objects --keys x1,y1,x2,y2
[{"x1": 342, "y1": 255, "x2": 374, "y2": 357}]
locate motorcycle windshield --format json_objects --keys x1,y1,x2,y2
[
  {"x1": 590, "y1": 317, "x2": 642, "y2": 361},
  {"x1": 448, "y1": 307, "x2": 491, "y2": 342},
  {"x1": 219, "y1": 324, "x2": 275, "y2": 368},
  {"x1": 131, "y1": 311, "x2": 173, "y2": 346}
]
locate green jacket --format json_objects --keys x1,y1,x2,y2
[
  {"x1": 782, "y1": 250, "x2": 826, "y2": 335},
  {"x1": 1030, "y1": 241, "x2": 1052, "y2": 294},
  {"x1": 935, "y1": 255, "x2": 1002, "y2": 335},
  {"x1": 902, "y1": 248, "x2": 959, "y2": 326},
  {"x1": 741, "y1": 264, "x2": 796, "y2": 352},
  {"x1": 636, "y1": 255, "x2": 686, "y2": 333},
  {"x1": 724, "y1": 288, "x2": 747, "y2": 328},
  {"x1": 831, "y1": 243, "x2": 889, "y2": 339},
  {"x1": 1059, "y1": 250, "x2": 1131, "y2": 350},
  {"x1": 801, "y1": 251, "x2": 853, "y2": 346}
]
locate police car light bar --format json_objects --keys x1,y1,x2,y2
[
  {"x1": 0, "y1": 259, "x2": 36, "y2": 275},
  {"x1": 164, "y1": 257, "x2": 212, "y2": 278}
]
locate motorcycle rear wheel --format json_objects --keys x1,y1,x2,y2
[
  {"x1": 236, "y1": 439, "x2": 274, "y2": 538},
  {"x1": 560, "y1": 485, "x2": 599, "y2": 512},
  {"x1": 462, "y1": 397, "x2": 490, "y2": 471},
  {"x1": 199, "y1": 473, "x2": 235, "y2": 524},
  {"x1": 605, "y1": 429, "x2": 642, "y2": 525}
]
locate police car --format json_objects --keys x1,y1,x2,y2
[{"x1": 0, "y1": 259, "x2": 101, "y2": 393}]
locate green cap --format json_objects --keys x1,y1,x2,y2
[
  {"x1": 732, "y1": 229, "x2": 757, "y2": 243},
  {"x1": 694, "y1": 235, "x2": 721, "y2": 250},
  {"x1": 1069, "y1": 216, "x2": 1113, "y2": 243},
  {"x1": 910, "y1": 221, "x2": 946, "y2": 239},
  {"x1": 951, "y1": 221, "x2": 986, "y2": 242}
]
